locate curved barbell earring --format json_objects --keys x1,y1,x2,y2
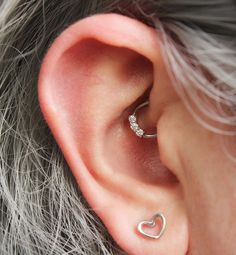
[{"x1": 128, "y1": 101, "x2": 157, "y2": 139}]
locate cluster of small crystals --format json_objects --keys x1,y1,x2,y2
[{"x1": 128, "y1": 115, "x2": 144, "y2": 138}]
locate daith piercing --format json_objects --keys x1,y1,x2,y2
[{"x1": 128, "y1": 101, "x2": 157, "y2": 139}]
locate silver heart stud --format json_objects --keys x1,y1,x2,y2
[{"x1": 137, "y1": 213, "x2": 167, "y2": 239}]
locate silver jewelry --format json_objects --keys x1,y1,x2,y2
[
  {"x1": 137, "y1": 213, "x2": 166, "y2": 239},
  {"x1": 128, "y1": 101, "x2": 157, "y2": 139}
]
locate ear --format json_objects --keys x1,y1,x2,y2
[{"x1": 38, "y1": 13, "x2": 188, "y2": 255}]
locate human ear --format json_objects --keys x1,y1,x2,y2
[{"x1": 38, "y1": 14, "x2": 188, "y2": 255}]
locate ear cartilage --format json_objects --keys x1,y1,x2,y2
[
  {"x1": 128, "y1": 101, "x2": 157, "y2": 139},
  {"x1": 137, "y1": 213, "x2": 166, "y2": 239}
]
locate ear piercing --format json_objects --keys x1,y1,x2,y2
[
  {"x1": 137, "y1": 213, "x2": 166, "y2": 239},
  {"x1": 129, "y1": 103, "x2": 165, "y2": 239},
  {"x1": 128, "y1": 101, "x2": 157, "y2": 139}
]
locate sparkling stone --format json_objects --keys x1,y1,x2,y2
[
  {"x1": 136, "y1": 129, "x2": 144, "y2": 137},
  {"x1": 129, "y1": 115, "x2": 136, "y2": 123},
  {"x1": 130, "y1": 123, "x2": 139, "y2": 131}
]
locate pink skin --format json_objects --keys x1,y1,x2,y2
[{"x1": 38, "y1": 14, "x2": 236, "y2": 255}]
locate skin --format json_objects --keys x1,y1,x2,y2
[{"x1": 38, "y1": 13, "x2": 236, "y2": 255}]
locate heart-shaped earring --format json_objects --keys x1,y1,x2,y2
[{"x1": 137, "y1": 213, "x2": 167, "y2": 239}]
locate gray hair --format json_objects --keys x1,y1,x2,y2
[{"x1": 0, "y1": 0, "x2": 235, "y2": 254}]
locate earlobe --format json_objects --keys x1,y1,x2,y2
[{"x1": 38, "y1": 13, "x2": 189, "y2": 255}]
